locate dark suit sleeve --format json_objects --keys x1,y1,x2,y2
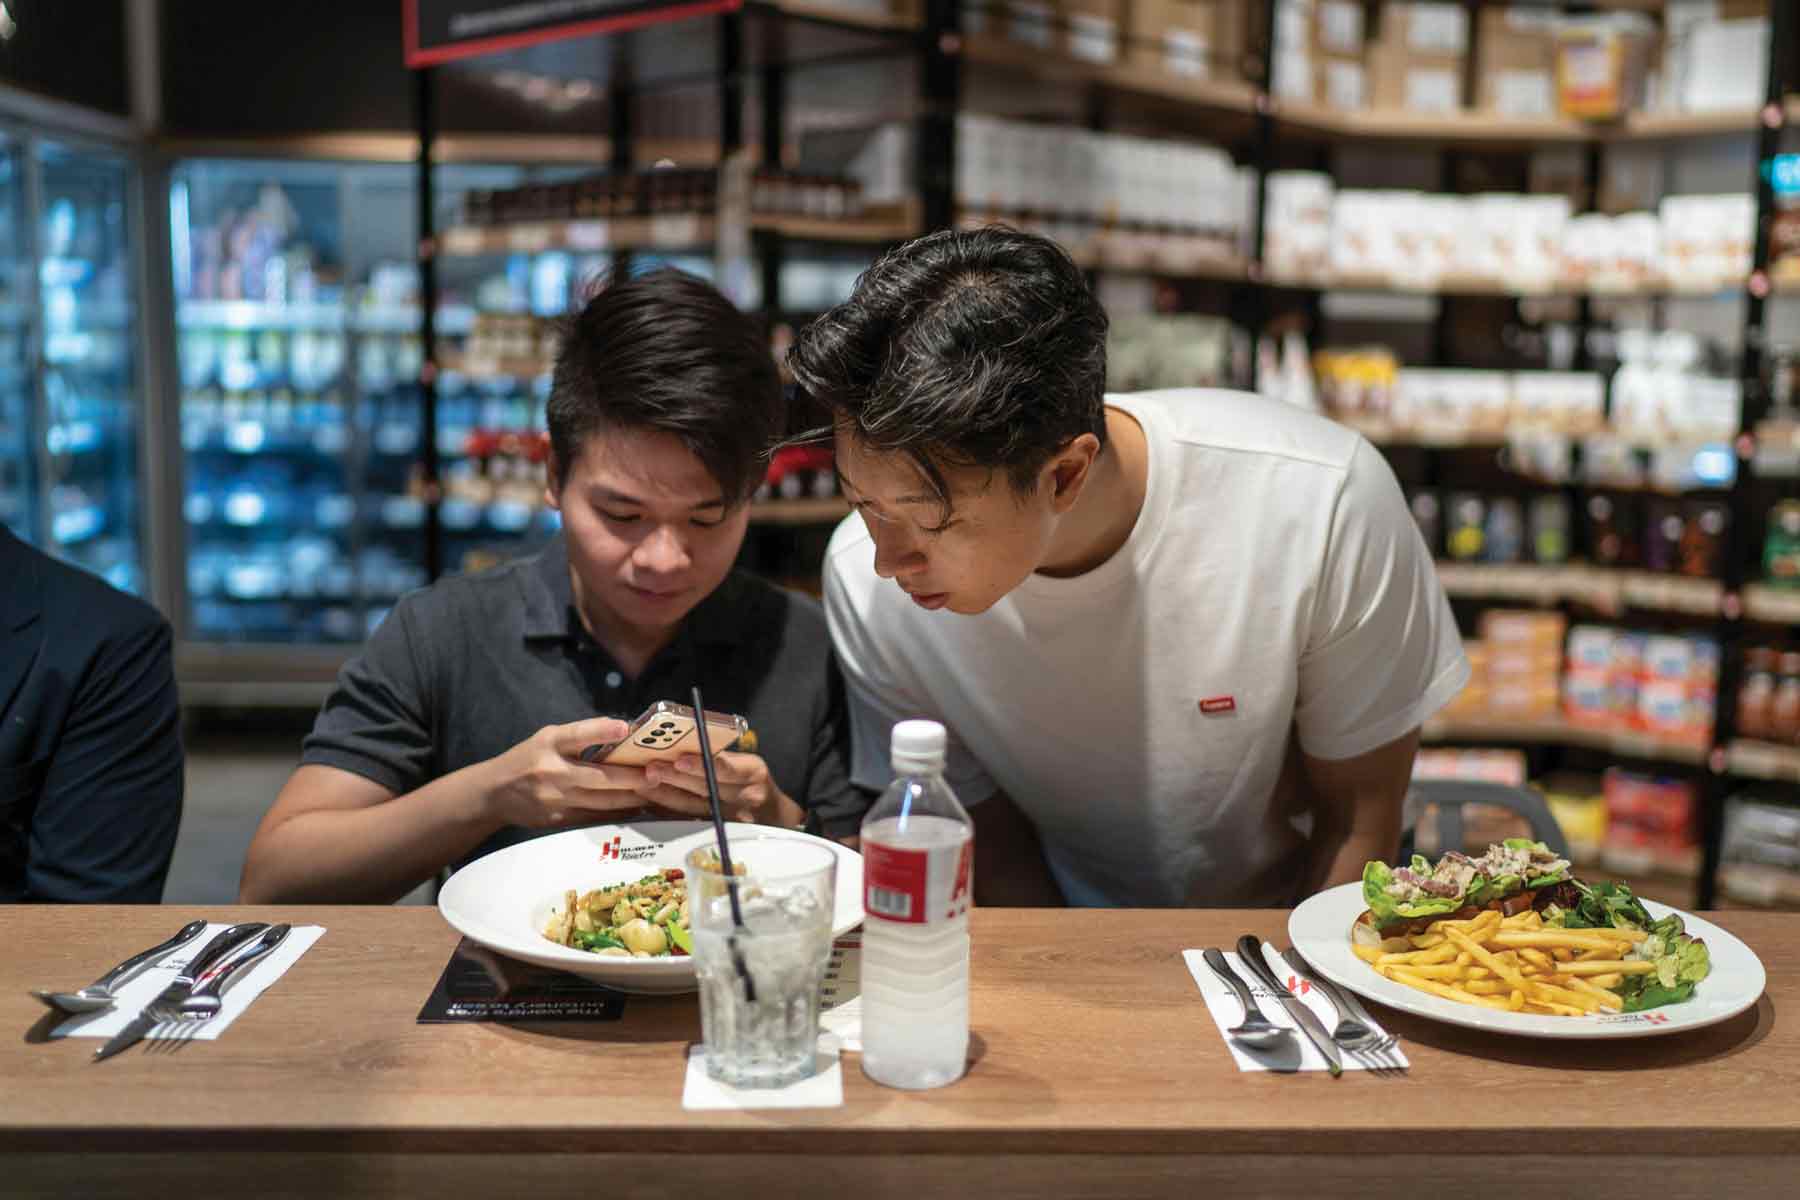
[
  {"x1": 27, "y1": 614, "x2": 184, "y2": 903},
  {"x1": 800, "y1": 651, "x2": 874, "y2": 841}
]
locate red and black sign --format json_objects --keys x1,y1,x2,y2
[{"x1": 404, "y1": 0, "x2": 742, "y2": 67}]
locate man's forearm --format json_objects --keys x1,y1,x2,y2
[
  {"x1": 1310, "y1": 827, "x2": 1394, "y2": 895},
  {"x1": 238, "y1": 763, "x2": 507, "y2": 905}
]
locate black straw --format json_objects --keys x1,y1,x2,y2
[{"x1": 692, "y1": 686, "x2": 754, "y2": 1002}]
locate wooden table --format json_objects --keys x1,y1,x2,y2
[{"x1": 3, "y1": 906, "x2": 1796, "y2": 1198}]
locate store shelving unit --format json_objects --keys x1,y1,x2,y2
[
  {"x1": 408, "y1": 3, "x2": 939, "y2": 578},
  {"x1": 393, "y1": 3, "x2": 1800, "y2": 903},
  {"x1": 952, "y1": 2, "x2": 1800, "y2": 908},
  {"x1": 1422, "y1": 714, "x2": 1711, "y2": 769}
]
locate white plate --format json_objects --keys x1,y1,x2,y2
[
  {"x1": 1288, "y1": 881, "x2": 1767, "y2": 1039},
  {"x1": 438, "y1": 821, "x2": 863, "y2": 995}
]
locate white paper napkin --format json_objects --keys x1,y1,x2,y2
[
  {"x1": 681, "y1": 1041, "x2": 845, "y2": 1110},
  {"x1": 51, "y1": 924, "x2": 326, "y2": 1042},
  {"x1": 1182, "y1": 947, "x2": 1409, "y2": 1073}
]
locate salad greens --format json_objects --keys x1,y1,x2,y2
[{"x1": 1545, "y1": 880, "x2": 1712, "y2": 1012}]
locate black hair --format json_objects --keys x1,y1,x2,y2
[
  {"x1": 786, "y1": 225, "x2": 1109, "y2": 507},
  {"x1": 546, "y1": 267, "x2": 781, "y2": 503}
]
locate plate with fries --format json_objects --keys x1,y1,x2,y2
[{"x1": 1289, "y1": 882, "x2": 1767, "y2": 1038}]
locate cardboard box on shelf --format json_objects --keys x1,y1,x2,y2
[
  {"x1": 1313, "y1": 0, "x2": 1363, "y2": 56},
  {"x1": 1474, "y1": 6, "x2": 1556, "y2": 117},
  {"x1": 1554, "y1": 13, "x2": 1656, "y2": 120},
  {"x1": 1367, "y1": 39, "x2": 1463, "y2": 113},
  {"x1": 1065, "y1": 0, "x2": 1126, "y2": 63},
  {"x1": 1378, "y1": 1, "x2": 1468, "y2": 56},
  {"x1": 1127, "y1": 0, "x2": 1247, "y2": 80}
]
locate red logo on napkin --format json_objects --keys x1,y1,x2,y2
[
  {"x1": 599, "y1": 834, "x2": 622, "y2": 860},
  {"x1": 1286, "y1": 974, "x2": 1311, "y2": 996},
  {"x1": 1200, "y1": 696, "x2": 1236, "y2": 715}
]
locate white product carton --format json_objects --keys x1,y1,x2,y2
[
  {"x1": 1677, "y1": 19, "x2": 1770, "y2": 113},
  {"x1": 1561, "y1": 212, "x2": 1615, "y2": 291},
  {"x1": 1264, "y1": 171, "x2": 1334, "y2": 279}
]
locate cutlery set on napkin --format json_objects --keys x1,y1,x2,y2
[
  {"x1": 1184, "y1": 936, "x2": 1408, "y2": 1075},
  {"x1": 34, "y1": 921, "x2": 326, "y2": 1060}
]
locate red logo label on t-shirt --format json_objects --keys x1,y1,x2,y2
[{"x1": 1200, "y1": 696, "x2": 1237, "y2": 715}]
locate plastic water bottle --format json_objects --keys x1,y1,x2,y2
[{"x1": 859, "y1": 720, "x2": 974, "y2": 1090}]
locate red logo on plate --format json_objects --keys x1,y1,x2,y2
[
  {"x1": 1200, "y1": 696, "x2": 1236, "y2": 715},
  {"x1": 599, "y1": 835, "x2": 622, "y2": 861}
]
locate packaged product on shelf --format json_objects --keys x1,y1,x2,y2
[
  {"x1": 1541, "y1": 773, "x2": 1607, "y2": 864},
  {"x1": 1263, "y1": 171, "x2": 1334, "y2": 280},
  {"x1": 1445, "y1": 492, "x2": 1486, "y2": 561},
  {"x1": 1512, "y1": 371, "x2": 1606, "y2": 434},
  {"x1": 1528, "y1": 495, "x2": 1571, "y2": 564},
  {"x1": 1412, "y1": 748, "x2": 1529, "y2": 787},
  {"x1": 1473, "y1": 6, "x2": 1556, "y2": 117},
  {"x1": 1772, "y1": 653, "x2": 1800, "y2": 745},
  {"x1": 1679, "y1": 500, "x2": 1729, "y2": 578},
  {"x1": 1064, "y1": 0, "x2": 1124, "y2": 63},
  {"x1": 1643, "y1": 499, "x2": 1686, "y2": 575},
  {"x1": 1482, "y1": 609, "x2": 1566, "y2": 652},
  {"x1": 1736, "y1": 646, "x2": 1781, "y2": 743},
  {"x1": 1719, "y1": 795, "x2": 1800, "y2": 909},
  {"x1": 1481, "y1": 496, "x2": 1525, "y2": 565},
  {"x1": 1003, "y1": 0, "x2": 1057, "y2": 50},
  {"x1": 1127, "y1": 0, "x2": 1245, "y2": 79},
  {"x1": 1601, "y1": 768, "x2": 1699, "y2": 878},
  {"x1": 1553, "y1": 12, "x2": 1655, "y2": 119},
  {"x1": 1369, "y1": 2, "x2": 1468, "y2": 113},
  {"x1": 1765, "y1": 500, "x2": 1800, "y2": 587},
  {"x1": 1310, "y1": 0, "x2": 1366, "y2": 109},
  {"x1": 1673, "y1": 15, "x2": 1770, "y2": 114},
  {"x1": 1408, "y1": 490, "x2": 1441, "y2": 555},
  {"x1": 1658, "y1": 194, "x2": 1755, "y2": 291},
  {"x1": 1584, "y1": 493, "x2": 1639, "y2": 565}
]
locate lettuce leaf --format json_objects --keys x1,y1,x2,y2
[{"x1": 1363, "y1": 860, "x2": 1462, "y2": 928}]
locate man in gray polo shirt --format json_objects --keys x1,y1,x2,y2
[{"x1": 239, "y1": 269, "x2": 861, "y2": 904}]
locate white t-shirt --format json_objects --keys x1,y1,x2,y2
[{"x1": 822, "y1": 388, "x2": 1469, "y2": 907}]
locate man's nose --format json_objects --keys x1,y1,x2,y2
[
  {"x1": 634, "y1": 524, "x2": 691, "y2": 573},
  {"x1": 869, "y1": 525, "x2": 921, "y2": 580}
]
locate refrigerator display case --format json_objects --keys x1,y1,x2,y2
[
  {"x1": 0, "y1": 126, "x2": 147, "y2": 597},
  {"x1": 168, "y1": 158, "x2": 581, "y2": 652}
]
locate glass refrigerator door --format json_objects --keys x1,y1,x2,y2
[
  {"x1": 0, "y1": 135, "x2": 31, "y2": 542},
  {"x1": 36, "y1": 141, "x2": 143, "y2": 594},
  {"x1": 172, "y1": 159, "x2": 367, "y2": 643}
]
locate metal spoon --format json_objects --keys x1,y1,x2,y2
[
  {"x1": 1201, "y1": 947, "x2": 1295, "y2": 1051},
  {"x1": 32, "y1": 919, "x2": 210, "y2": 1014}
]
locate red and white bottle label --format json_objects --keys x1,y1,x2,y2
[{"x1": 863, "y1": 836, "x2": 973, "y2": 925}]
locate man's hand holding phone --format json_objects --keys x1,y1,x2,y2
[
  {"x1": 638, "y1": 749, "x2": 796, "y2": 826},
  {"x1": 486, "y1": 716, "x2": 667, "y2": 829}
]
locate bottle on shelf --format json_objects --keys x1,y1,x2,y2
[{"x1": 859, "y1": 719, "x2": 974, "y2": 1091}]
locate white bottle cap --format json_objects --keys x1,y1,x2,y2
[{"x1": 890, "y1": 719, "x2": 947, "y2": 773}]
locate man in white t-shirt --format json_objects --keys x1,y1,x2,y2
[{"x1": 787, "y1": 226, "x2": 1469, "y2": 907}]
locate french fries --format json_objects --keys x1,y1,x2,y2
[{"x1": 1362, "y1": 907, "x2": 1644, "y2": 1017}]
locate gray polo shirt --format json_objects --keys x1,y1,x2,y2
[{"x1": 301, "y1": 535, "x2": 866, "y2": 865}]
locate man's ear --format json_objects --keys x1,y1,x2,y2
[
  {"x1": 544, "y1": 452, "x2": 564, "y2": 512},
  {"x1": 1045, "y1": 433, "x2": 1102, "y2": 513}
]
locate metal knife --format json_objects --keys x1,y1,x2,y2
[
  {"x1": 1234, "y1": 934, "x2": 1342, "y2": 1077},
  {"x1": 92, "y1": 922, "x2": 271, "y2": 1062}
]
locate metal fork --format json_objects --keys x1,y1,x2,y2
[
  {"x1": 1281, "y1": 947, "x2": 1398, "y2": 1056},
  {"x1": 144, "y1": 924, "x2": 292, "y2": 1030}
]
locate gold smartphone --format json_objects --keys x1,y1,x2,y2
[{"x1": 579, "y1": 700, "x2": 749, "y2": 767}]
